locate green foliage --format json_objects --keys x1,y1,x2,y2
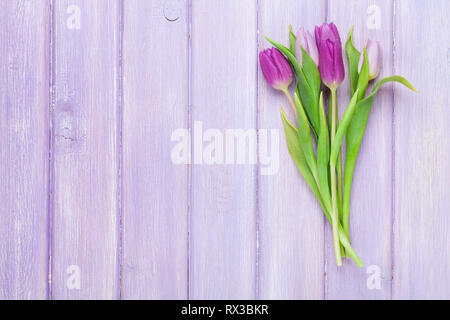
[{"x1": 266, "y1": 26, "x2": 416, "y2": 267}]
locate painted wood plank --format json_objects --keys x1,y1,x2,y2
[
  {"x1": 51, "y1": 0, "x2": 120, "y2": 299},
  {"x1": 0, "y1": 0, "x2": 50, "y2": 300},
  {"x1": 190, "y1": 0, "x2": 257, "y2": 299},
  {"x1": 258, "y1": 0, "x2": 326, "y2": 300},
  {"x1": 121, "y1": 0, "x2": 188, "y2": 299},
  {"x1": 326, "y1": 0, "x2": 394, "y2": 299},
  {"x1": 393, "y1": 0, "x2": 450, "y2": 299}
]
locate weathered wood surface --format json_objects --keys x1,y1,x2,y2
[
  {"x1": 51, "y1": 0, "x2": 120, "y2": 299},
  {"x1": 258, "y1": 0, "x2": 326, "y2": 300},
  {"x1": 189, "y1": 0, "x2": 257, "y2": 299},
  {"x1": 392, "y1": 0, "x2": 450, "y2": 300},
  {"x1": 121, "y1": 0, "x2": 188, "y2": 299},
  {"x1": 0, "y1": 0, "x2": 449, "y2": 300},
  {"x1": 0, "y1": 0, "x2": 50, "y2": 300},
  {"x1": 326, "y1": 0, "x2": 394, "y2": 300}
]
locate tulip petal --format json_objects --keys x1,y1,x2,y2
[
  {"x1": 297, "y1": 27, "x2": 319, "y2": 66},
  {"x1": 315, "y1": 22, "x2": 345, "y2": 88},
  {"x1": 259, "y1": 51, "x2": 278, "y2": 87},
  {"x1": 329, "y1": 23, "x2": 340, "y2": 42},
  {"x1": 333, "y1": 41, "x2": 345, "y2": 85},
  {"x1": 272, "y1": 48, "x2": 294, "y2": 85},
  {"x1": 259, "y1": 47, "x2": 293, "y2": 90}
]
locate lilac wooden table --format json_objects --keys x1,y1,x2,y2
[{"x1": 0, "y1": 0, "x2": 449, "y2": 300}]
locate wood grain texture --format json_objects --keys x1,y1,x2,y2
[
  {"x1": 258, "y1": 0, "x2": 326, "y2": 300},
  {"x1": 121, "y1": 0, "x2": 188, "y2": 299},
  {"x1": 0, "y1": 0, "x2": 449, "y2": 300},
  {"x1": 0, "y1": 0, "x2": 50, "y2": 300},
  {"x1": 51, "y1": 0, "x2": 120, "y2": 299},
  {"x1": 326, "y1": 0, "x2": 394, "y2": 299},
  {"x1": 190, "y1": 0, "x2": 257, "y2": 299},
  {"x1": 392, "y1": 0, "x2": 450, "y2": 299}
]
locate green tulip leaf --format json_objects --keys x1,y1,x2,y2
[
  {"x1": 294, "y1": 92, "x2": 318, "y2": 176},
  {"x1": 280, "y1": 107, "x2": 328, "y2": 215},
  {"x1": 289, "y1": 25, "x2": 296, "y2": 55},
  {"x1": 330, "y1": 89, "x2": 360, "y2": 166},
  {"x1": 266, "y1": 36, "x2": 320, "y2": 138},
  {"x1": 296, "y1": 72, "x2": 320, "y2": 138},
  {"x1": 265, "y1": 36, "x2": 303, "y2": 78},
  {"x1": 301, "y1": 47, "x2": 321, "y2": 105},
  {"x1": 343, "y1": 76, "x2": 417, "y2": 234},
  {"x1": 281, "y1": 107, "x2": 364, "y2": 268},
  {"x1": 345, "y1": 26, "x2": 361, "y2": 96},
  {"x1": 357, "y1": 48, "x2": 369, "y2": 101},
  {"x1": 317, "y1": 93, "x2": 332, "y2": 210}
]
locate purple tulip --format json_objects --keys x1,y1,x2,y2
[
  {"x1": 359, "y1": 39, "x2": 381, "y2": 80},
  {"x1": 259, "y1": 47, "x2": 294, "y2": 91},
  {"x1": 295, "y1": 27, "x2": 319, "y2": 66},
  {"x1": 315, "y1": 22, "x2": 345, "y2": 89}
]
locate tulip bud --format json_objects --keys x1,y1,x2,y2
[
  {"x1": 315, "y1": 22, "x2": 345, "y2": 89},
  {"x1": 295, "y1": 27, "x2": 319, "y2": 66},
  {"x1": 259, "y1": 48, "x2": 294, "y2": 91},
  {"x1": 359, "y1": 39, "x2": 381, "y2": 80}
]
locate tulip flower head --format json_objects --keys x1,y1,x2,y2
[
  {"x1": 259, "y1": 47, "x2": 294, "y2": 91},
  {"x1": 359, "y1": 39, "x2": 381, "y2": 80},
  {"x1": 295, "y1": 27, "x2": 319, "y2": 66},
  {"x1": 315, "y1": 22, "x2": 345, "y2": 89}
]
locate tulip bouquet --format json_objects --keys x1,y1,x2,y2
[{"x1": 259, "y1": 23, "x2": 416, "y2": 267}]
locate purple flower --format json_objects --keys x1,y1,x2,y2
[
  {"x1": 359, "y1": 39, "x2": 382, "y2": 80},
  {"x1": 295, "y1": 27, "x2": 319, "y2": 66},
  {"x1": 259, "y1": 47, "x2": 294, "y2": 91},
  {"x1": 315, "y1": 22, "x2": 345, "y2": 89}
]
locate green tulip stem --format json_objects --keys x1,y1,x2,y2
[
  {"x1": 282, "y1": 89, "x2": 298, "y2": 119},
  {"x1": 314, "y1": 181, "x2": 362, "y2": 267},
  {"x1": 331, "y1": 88, "x2": 337, "y2": 142},
  {"x1": 280, "y1": 110, "x2": 363, "y2": 267},
  {"x1": 330, "y1": 88, "x2": 342, "y2": 266},
  {"x1": 332, "y1": 91, "x2": 345, "y2": 257}
]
